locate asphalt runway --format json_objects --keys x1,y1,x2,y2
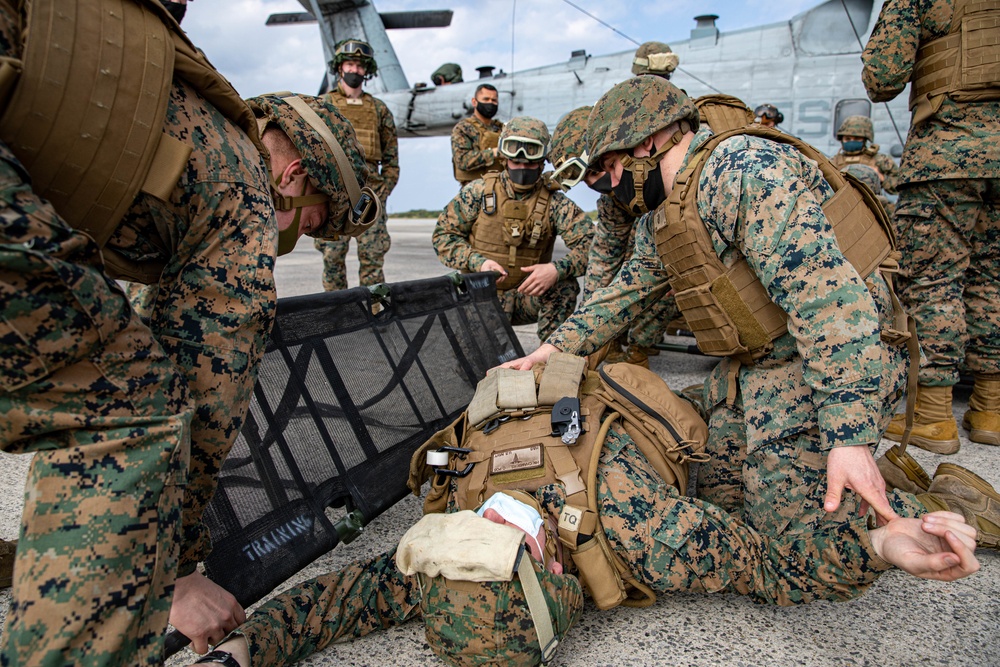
[{"x1": 1, "y1": 219, "x2": 997, "y2": 666}]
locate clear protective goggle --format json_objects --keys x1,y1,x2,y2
[
  {"x1": 336, "y1": 40, "x2": 374, "y2": 58},
  {"x1": 498, "y1": 135, "x2": 546, "y2": 162},
  {"x1": 550, "y1": 151, "x2": 590, "y2": 190}
]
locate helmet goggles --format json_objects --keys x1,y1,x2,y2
[
  {"x1": 550, "y1": 152, "x2": 589, "y2": 190},
  {"x1": 499, "y1": 135, "x2": 546, "y2": 162},
  {"x1": 336, "y1": 40, "x2": 374, "y2": 59}
]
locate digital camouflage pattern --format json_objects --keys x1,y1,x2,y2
[
  {"x1": 631, "y1": 40, "x2": 679, "y2": 77},
  {"x1": 0, "y1": 137, "x2": 193, "y2": 665},
  {"x1": 317, "y1": 87, "x2": 399, "y2": 289},
  {"x1": 228, "y1": 416, "x2": 917, "y2": 667},
  {"x1": 841, "y1": 164, "x2": 883, "y2": 195},
  {"x1": 548, "y1": 106, "x2": 591, "y2": 168},
  {"x1": 248, "y1": 94, "x2": 370, "y2": 240},
  {"x1": 500, "y1": 116, "x2": 550, "y2": 157},
  {"x1": 586, "y1": 77, "x2": 699, "y2": 165},
  {"x1": 862, "y1": 0, "x2": 1000, "y2": 386},
  {"x1": 419, "y1": 563, "x2": 582, "y2": 667},
  {"x1": 432, "y1": 171, "x2": 593, "y2": 341},
  {"x1": 547, "y1": 124, "x2": 923, "y2": 539},
  {"x1": 836, "y1": 115, "x2": 876, "y2": 141},
  {"x1": 106, "y1": 78, "x2": 277, "y2": 573},
  {"x1": 830, "y1": 117, "x2": 899, "y2": 194},
  {"x1": 452, "y1": 115, "x2": 504, "y2": 182}
]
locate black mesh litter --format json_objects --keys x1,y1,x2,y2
[{"x1": 201, "y1": 273, "x2": 522, "y2": 606}]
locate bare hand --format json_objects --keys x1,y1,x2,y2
[
  {"x1": 500, "y1": 343, "x2": 559, "y2": 370},
  {"x1": 170, "y1": 571, "x2": 246, "y2": 654},
  {"x1": 479, "y1": 259, "x2": 508, "y2": 277},
  {"x1": 825, "y1": 445, "x2": 897, "y2": 523},
  {"x1": 517, "y1": 263, "x2": 559, "y2": 297},
  {"x1": 871, "y1": 512, "x2": 979, "y2": 581}
]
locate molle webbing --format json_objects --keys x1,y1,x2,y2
[
  {"x1": 454, "y1": 124, "x2": 503, "y2": 183},
  {"x1": 909, "y1": 0, "x2": 1000, "y2": 123},
  {"x1": 693, "y1": 94, "x2": 754, "y2": 134},
  {"x1": 830, "y1": 151, "x2": 878, "y2": 169},
  {"x1": 656, "y1": 125, "x2": 897, "y2": 362},
  {"x1": 0, "y1": 0, "x2": 263, "y2": 248},
  {"x1": 470, "y1": 172, "x2": 554, "y2": 291},
  {"x1": 328, "y1": 90, "x2": 382, "y2": 163}
]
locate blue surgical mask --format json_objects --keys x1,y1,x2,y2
[{"x1": 842, "y1": 140, "x2": 865, "y2": 154}]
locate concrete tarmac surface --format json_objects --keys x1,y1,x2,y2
[{"x1": 1, "y1": 220, "x2": 997, "y2": 666}]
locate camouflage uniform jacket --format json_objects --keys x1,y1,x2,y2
[
  {"x1": 325, "y1": 88, "x2": 400, "y2": 201},
  {"x1": 862, "y1": 0, "x2": 1000, "y2": 183},
  {"x1": 830, "y1": 149, "x2": 899, "y2": 194},
  {"x1": 451, "y1": 115, "x2": 504, "y2": 175},
  {"x1": 432, "y1": 171, "x2": 593, "y2": 282},
  {"x1": 547, "y1": 127, "x2": 907, "y2": 450},
  {"x1": 582, "y1": 193, "x2": 638, "y2": 302}
]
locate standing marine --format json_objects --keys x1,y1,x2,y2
[
  {"x1": 452, "y1": 83, "x2": 505, "y2": 187},
  {"x1": 315, "y1": 38, "x2": 400, "y2": 291},
  {"x1": 433, "y1": 116, "x2": 593, "y2": 342},
  {"x1": 830, "y1": 115, "x2": 899, "y2": 194},
  {"x1": 864, "y1": 0, "x2": 1000, "y2": 454}
]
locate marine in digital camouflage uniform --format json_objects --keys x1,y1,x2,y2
[
  {"x1": 190, "y1": 411, "x2": 982, "y2": 667},
  {"x1": 434, "y1": 117, "x2": 593, "y2": 343},
  {"x1": 547, "y1": 106, "x2": 677, "y2": 366},
  {"x1": 830, "y1": 115, "x2": 899, "y2": 195},
  {"x1": 451, "y1": 83, "x2": 504, "y2": 187},
  {"x1": 315, "y1": 39, "x2": 399, "y2": 290},
  {"x1": 863, "y1": 0, "x2": 1000, "y2": 453}
]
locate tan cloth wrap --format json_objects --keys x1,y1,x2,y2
[{"x1": 397, "y1": 511, "x2": 524, "y2": 582}]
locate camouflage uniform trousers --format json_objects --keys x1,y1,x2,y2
[
  {"x1": 0, "y1": 141, "x2": 193, "y2": 666},
  {"x1": 894, "y1": 178, "x2": 1000, "y2": 386},
  {"x1": 499, "y1": 277, "x2": 580, "y2": 343},
  {"x1": 695, "y1": 393, "x2": 927, "y2": 539},
  {"x1": 106, "y1": 79, "x2": 277, "y2": 573},
  {"x1": 315, "y1": 210, "x2": 390, "y2": 291},
  {"x1": 232, "y1": 425, "x2": 903, "y2": 666}
]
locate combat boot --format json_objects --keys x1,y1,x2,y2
[
  {"x1": 876, "y1": 445, "x2": 931, "y2": 495},
  {"x1": 623, "y1": 345, "x2": 652, "y2": 369},
  {"x1": 918, "y1": 463, "x2": 1000, "y2": 549},
  {"x1": 883, "y1": 385, "x2": 960, "y2": 455},
  {"x1": 0, "y1": 538, "x2": 15, "y2": 589},
  {"x1": 962, "y1": 374, "x2": 1000, "y2": 446}
]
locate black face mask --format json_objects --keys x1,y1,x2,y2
[
  {"x1": 508, "y1": 165, "x2": 542, "y2": 189},
  {"x1": 476, "y1": 102, "x2": 498, "y2": 119},
  {"x1": 612, "y1": 160, "x2": 666, "y2": 216},
  {"x1": 160, "y1": 0, "x2": 186, "y2": 24},
  {"x1": 342, "y1": 72, "x2": 365, "y2": 88},
  {"x1": 588, "y1": 172, "x2": 612, "y2": 194}
]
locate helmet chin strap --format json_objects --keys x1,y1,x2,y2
[
  {"x1": 617, "y1": 121, "x2": 690, "y2": 214},
  {"x1": 272, "y1": 172, "x2": 328, "y2": 256}
]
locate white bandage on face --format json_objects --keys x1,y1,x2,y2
[{"x1": 477, "y1": 493, "x2": 545, "y2": 556}]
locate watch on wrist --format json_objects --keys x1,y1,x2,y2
[{"x1": 194, "y1": 650, "x2": 240, "y2": 667}]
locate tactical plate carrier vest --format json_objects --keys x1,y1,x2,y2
[
  {"x1": 830, "y1": 148, "x2": 881, "y2": 170},
  {"x1": 470, "y1": 172, "x2": 554, "y2": 292},
  {"x1": 655, "y1": 125, "x2": 907, "y2": 363},
  {"x1": 326, "y1": 89, "x2": 382, "y2": 164},
  {"x1": 0, "y1": 0, "x2": 262, "y2": 254},
  {"x1": 909, "y1": 0, "x2": 1000, "y2": 125},
  {"x1": 410, "y1": 353, "x2": 708, "y2": 610},
  {"x1": 454, "y1": 118, "x2": 502, "y2": 184}
]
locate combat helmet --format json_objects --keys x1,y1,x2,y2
[
  {"x1": 841, "y1": 164, "x2": 881, "y2": 195},
  {"x1": 587, "y1": 77, "x2": 699, "y2": 214},
  {"x1": 398, "y1": 511, "x2": 584, "y2": 667},
  {"x1": 499, "y1": 116, "x2": 551, "y2": 163},
  {"x1": 547, "y1": 106, "x2": 592, "y2": 190},
  {"x1": 631, "y1": 41, "x2": 679, "y2": 78},
  {"x1": 836, "y1": 115, "x2": 874, "y2": 142},
  {"x1": 332, "y1": 38, "x2": 378, "y2": 79},
  {"x1": 249, "y1": 92, "x2": 381, "y2": 251}
]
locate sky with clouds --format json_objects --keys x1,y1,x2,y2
[{"x1": 183, "y1": 0, "x2": 824, "y2": 213}]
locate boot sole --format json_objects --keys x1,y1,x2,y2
[
  {"x1": 884, "y1": 446, "x2": 932, "y2": 492},
  {"x1": 961, "y1": 416, "x2": 1000, "y2": 446},
  {"x1": 934, "y1": 463, "x2": 1000, "y2": 502},
  {"x1": 883, "y1": 430, "x2": 960, "y2": 455}
]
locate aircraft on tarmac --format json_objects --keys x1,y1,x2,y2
[{"x1": 268, "y1": 0, "x2": 910, "y2": 158}]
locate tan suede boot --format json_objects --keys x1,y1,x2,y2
[
  {"x1": 0, "y1": 538, "x2": 15, "y2": 589},
  {"x1": 884, "y1": 385, "x2": 960, "y2": 455},
  {"x1": 876, "y1": 445, "x2": 932, "y2": 494},
  {"x1": 918, "y1": 463, "x2": 1000, "y2": 549},
  {"x1": 963, "y1": 374, "x2": 1000, "y2": 446},
  {"x1": 623, "y1": 345, "x2": 652, "y2": 368}
]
